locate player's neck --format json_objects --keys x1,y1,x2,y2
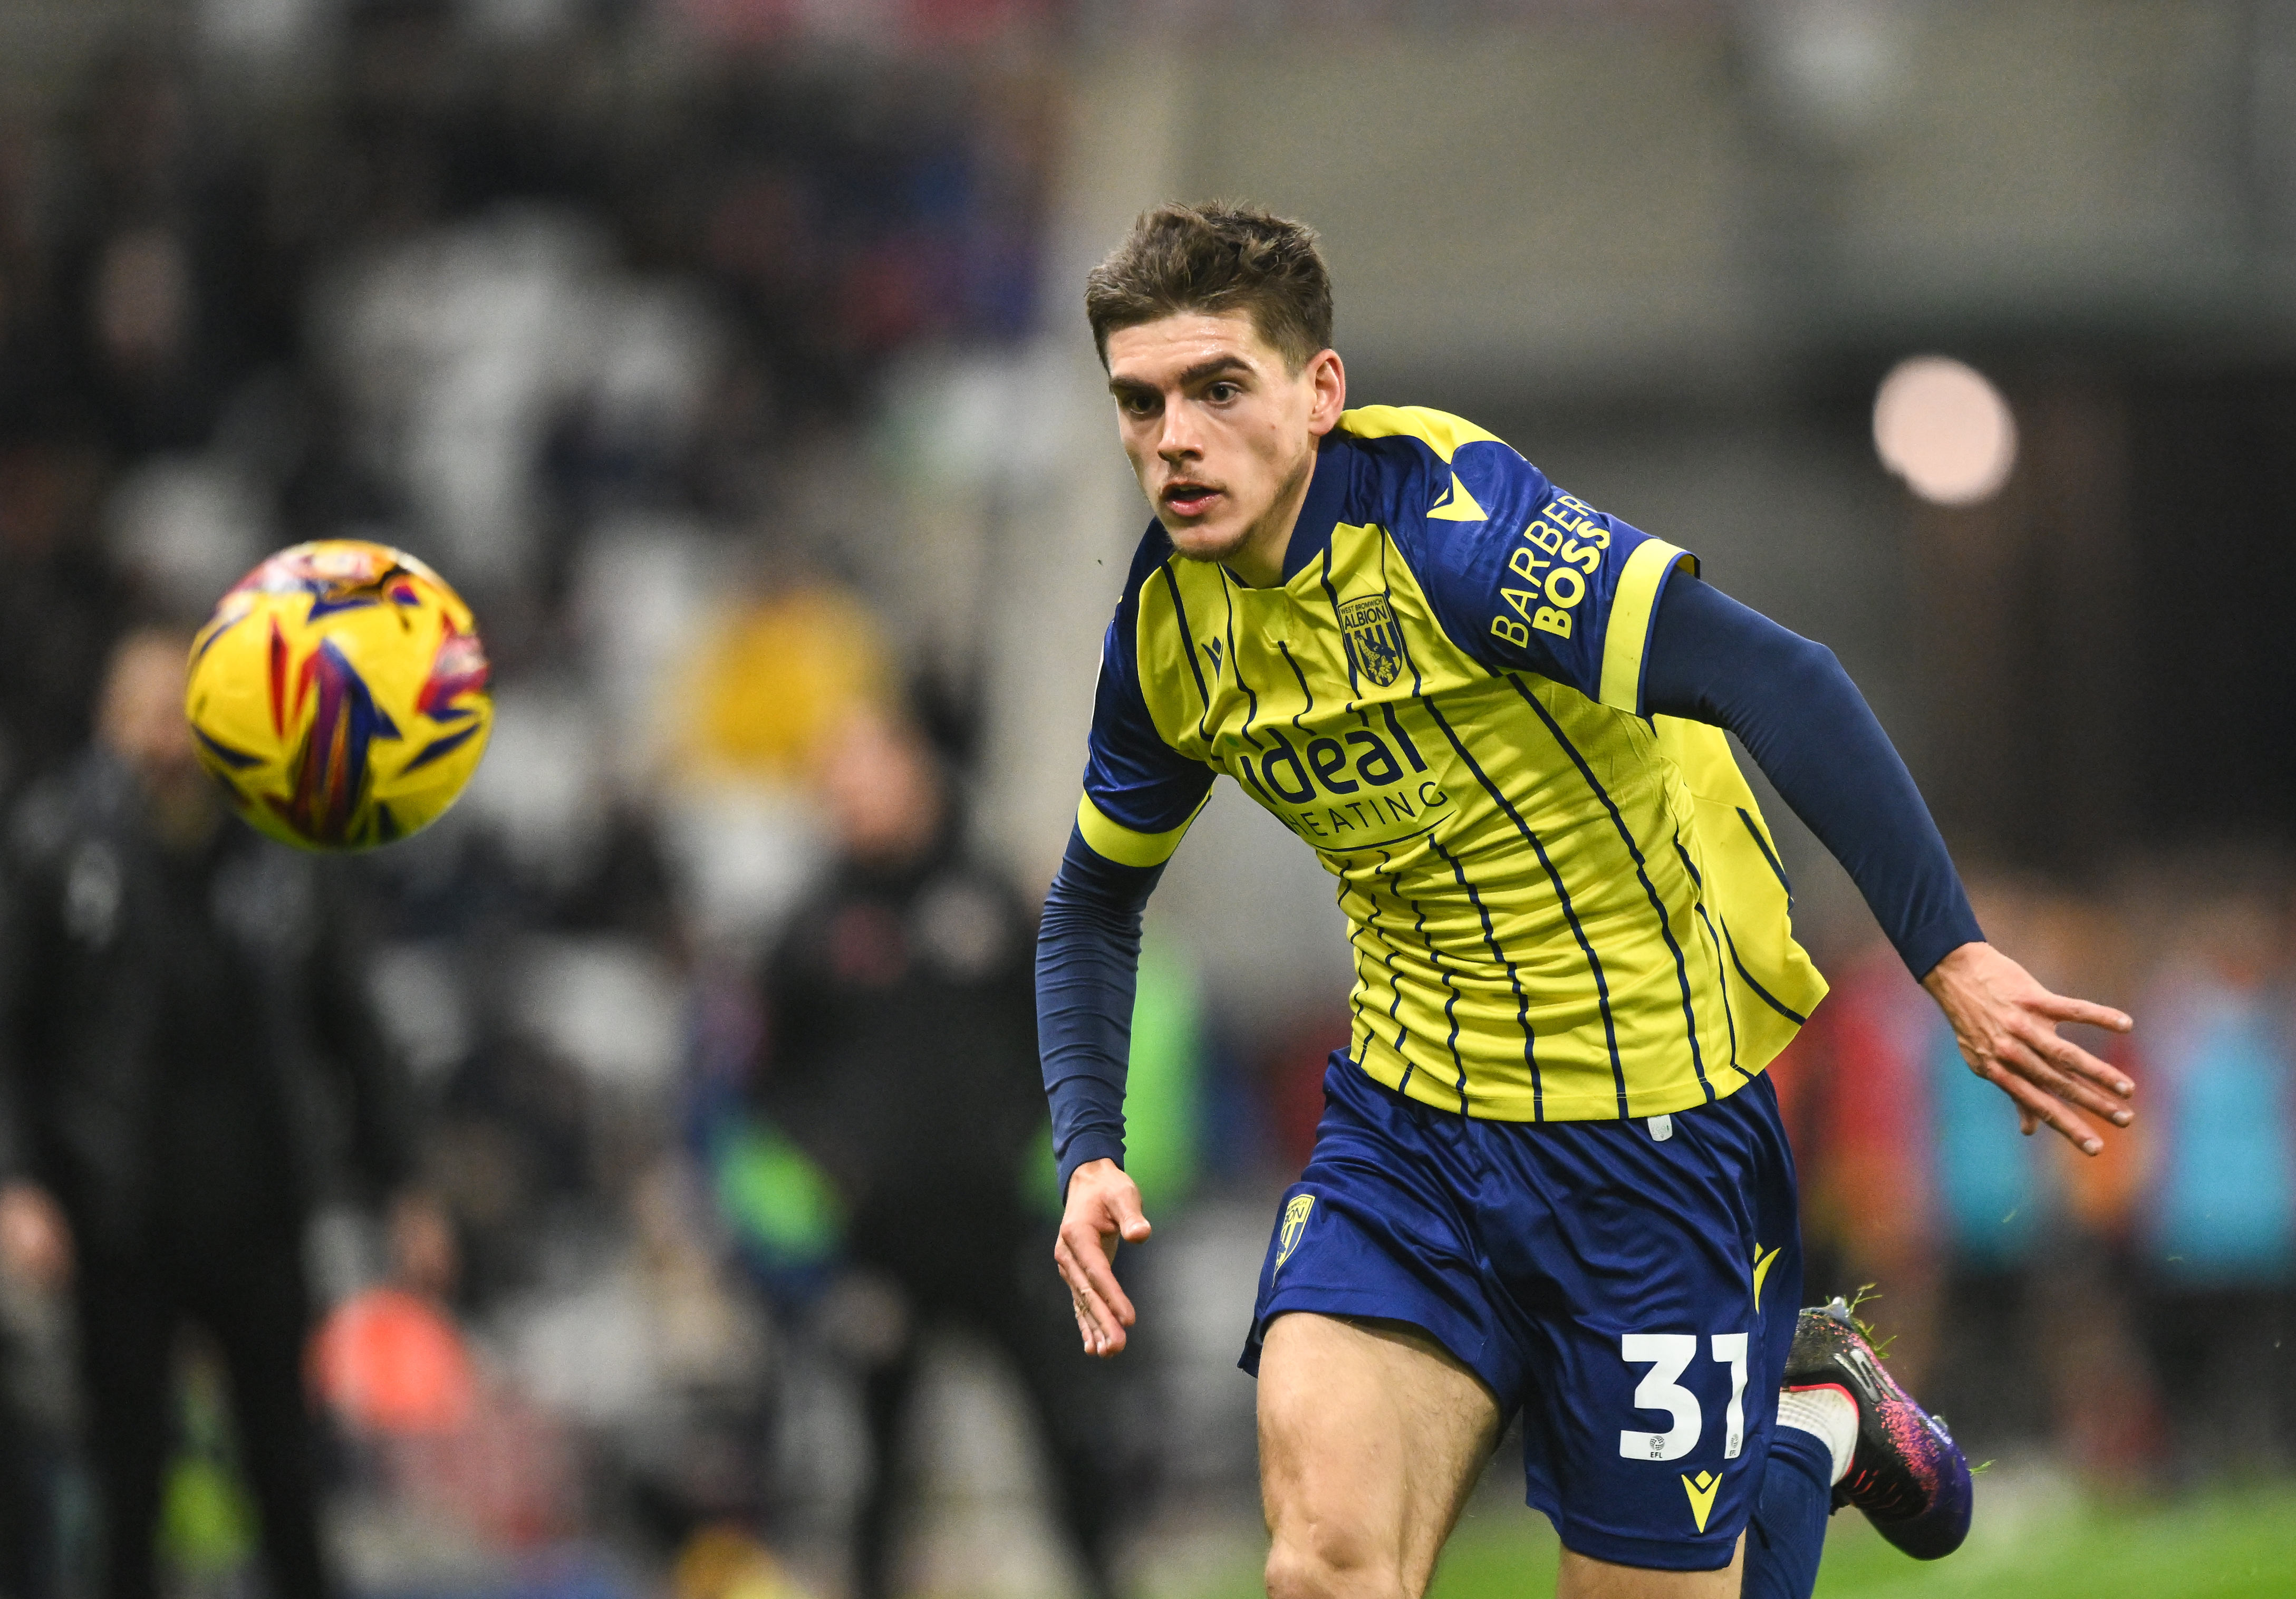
[{"x1": 1221, "y1": 441, "x2": 1319, "y2": 590}]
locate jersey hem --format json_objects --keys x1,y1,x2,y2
[{"x1": 1349, "y1": 1052, "x2": 1759, "y2": 1123}]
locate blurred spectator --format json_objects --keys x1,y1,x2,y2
[
  {"x1": 2138, "y1": 893, "x2": 2296, "y2": 1476},
  {"x1": 1780, "y1": 936, "x2": 1945, "y2": 1389},
  {"x1": 1785, "y1": 883, "x2": 2117, "y2": 1451},
  {"x1": 1918, "y1": 884, "x2": 2058, "y2": 1443},
  {"x1": 0, "y1": 629, "x2": 450, "y2": 1599},
  {"x1": 723, "y1": 704, "x2": 1125, "y2": 1598},
  {"x1": 0, "y1": 1257, "x2": 70, "y2": 1599},
  {"x1": 51, "y1": 52, "x2": 274, "y2": 457},
  {"x1": 674, "y1": 570, "x2": 894, "y2": 788},
  {"x1": 0, "y1": 436, "x2": 124, "y2": 807}
]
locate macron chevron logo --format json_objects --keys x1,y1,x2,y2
[
  {"x1": 1682, "y1": 1470, "x2": 1721, "y2": 1533},
  {"x1": 1428, "y1": 470, "x2": 1488, "y2": 522}
]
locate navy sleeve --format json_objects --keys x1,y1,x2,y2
[
  {"x1": 1037, "y1": 530, "x2": 1212, "y2": 1202},
  {"x1": 1037, "y1": 825, "x2": 1166, "y2": 1199},
  {"x1": 1643, "y1": 575, "x2": 1982, "y2": 980}
]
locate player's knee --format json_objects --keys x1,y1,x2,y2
[{"x1": 1263, "y1": 1525, "x2": 1404, "y2": 1599}]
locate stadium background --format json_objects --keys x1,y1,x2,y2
[{"x1": 1, "y1": 0, "x2": 2292, "y2": 1595}]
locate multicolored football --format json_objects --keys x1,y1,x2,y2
[{"x1": 185, "y1": 540, "x2": 492, "y2": 851}]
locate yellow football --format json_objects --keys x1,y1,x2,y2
[{"x1": 185, "y1": 540, "x2": 493, "y2": 851}]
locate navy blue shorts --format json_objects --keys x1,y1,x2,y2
[{"x1": 1241, "y1": 1058, "x2": 1805, "y2": 1572}]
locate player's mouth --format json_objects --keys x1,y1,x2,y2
[{"x1": 1161, "y1": 480, "x2": 1221, "y2": 518}]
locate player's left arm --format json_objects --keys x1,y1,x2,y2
[
  {"x1": 1406, "y1": 448, "x2": 2134, "y2": 1151},
  {"x1": 1642, "y1": 575, "x2": 2135, "y2": 1154}
]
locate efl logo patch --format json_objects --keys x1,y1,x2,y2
[
  {"x1": 1276, "y1": 1194, "x2": 1315, "y2": 1273},
  {"x1": 1338, "y1": 594, "x2": 1406, "y2": 687},
  {"x1": 1681, "y1": 1469, "x2": 1721, "y2": 1533}
]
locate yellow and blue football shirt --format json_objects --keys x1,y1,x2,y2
[{"x1": 1075, "y1": 406, "x2": 1827, "y2": 1123}]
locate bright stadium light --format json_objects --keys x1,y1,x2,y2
[{"x1": 1871, "y1": 355, "x2": 2018, "y2": 506}]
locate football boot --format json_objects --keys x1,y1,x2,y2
[{"x1": 1784, "y1": 1296, "x2": 1973, "y2": 1559}]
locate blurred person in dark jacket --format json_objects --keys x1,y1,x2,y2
[
  {"x1": 0, "y1": 628, "x2": 450, "y2": 1599},
  {"x1": 749, "y1": 705, "x2": 1123, "y2": 1599},
  {"x1": 0, "y1": 434, "x2": 124, "y2": 808}
]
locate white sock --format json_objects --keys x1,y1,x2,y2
[{"x1": 1777, "y1": 1385, "x2": 1857, "y2": 1486}]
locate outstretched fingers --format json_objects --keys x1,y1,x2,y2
[
  {"x1": 1979, "y1": 1057, "x2": 2105, "y2": 1154},
  {"x1": 2032, "y1": 991, "x2": 2134, "y2": 1035},
  {"x1": 2022, "y1": 996, "x2": 2137, "y2": 1095},
  {"x1": 1054, "y1": 1218, "x2": 1135, "y2": 1357},
  {"x1": 2003, "y1": 1026, "x2": 2133, "y2": 1124}
]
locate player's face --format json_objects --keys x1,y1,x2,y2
[{"x1": 1105, "y1": 311, "x2": 1345, "y2": 586}]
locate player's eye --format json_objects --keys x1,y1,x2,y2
[{"x1": 1205, "y1": 381, "x2": 1240, "y2": 403}]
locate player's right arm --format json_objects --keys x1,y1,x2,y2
[{"x1": 1038, "y1": 535, "x2": 1213, "y2": 1357}]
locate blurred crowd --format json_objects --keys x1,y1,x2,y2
[
  {"x1": 0, "y1": 9, "x2": 2290, "y2": 1599},
  {"x1": 1773, "y1": 870, "x2": 2296, "y2": 1486},
  {"x1": 0, "y1": 11, "x2": 1124, "y2": 1599}
]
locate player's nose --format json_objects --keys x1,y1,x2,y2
[{"x1": 1155, "y1": 400, "x2": 1202, "y2": 458}]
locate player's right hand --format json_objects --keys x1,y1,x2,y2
[{"x1": 1056, "y1": 1158, "x2": 1152, "y2": 1359}]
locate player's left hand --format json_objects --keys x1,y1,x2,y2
[{"x1": 1921, "y1": 941, "x2": 2134, "y2": 1155}]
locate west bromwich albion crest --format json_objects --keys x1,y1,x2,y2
[
  {"x1": 1338, "y1": 593, "x2": 1406, "y2": 687},
  {"x1": 1276, "y1": 1193, "x2": 1315, "y2": 1272}
]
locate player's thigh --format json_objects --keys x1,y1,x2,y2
[
  {"x1": 1258, "y1": 1311, "x2": 1501, "y2": 1598},
  {"x1": 1556, "y1": 1539, "x2": 1744, "y2": 1599}
]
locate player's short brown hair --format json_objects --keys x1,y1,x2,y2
[{"x1": 1084, "y1": 201, "x2": 1333, "y2": 370}]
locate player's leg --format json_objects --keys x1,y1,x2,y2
[
  {"x1": 1257, "y1": 1311, "x2": 1500, "y2": 1599},
  {"x1": 1238, "y1": 1058, "x2": 1531, "y2": 1598},
  {"x1": 1733, "y1": 1210, "x2": 1831, "y2": 1599},
  {"x1": 1736, "y1": 1401, "x2": 1832, "y2": 1599}
]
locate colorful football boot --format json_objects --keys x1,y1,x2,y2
[{"x1": 1784, "y1": 1296, "x2": 1973, "y2": 1559}]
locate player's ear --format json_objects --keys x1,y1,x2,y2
[{"x1": 1306, "y1": 348, "x2": 1346, "y2": 437}]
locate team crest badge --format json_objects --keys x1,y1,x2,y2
[
  {"x1": 1338, "y1": 594, "x2": 1406, "y2": 687},
  {"x1": 1276, "y1": 1194, "x2": 1315, "y2": 1273}
]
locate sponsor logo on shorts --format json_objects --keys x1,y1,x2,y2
[
  {"x1": 1681, "y1": 1469, "x2": 1721, "y2": 1533},
  {"x1": 1276, "y1": 1194, "x2": 1315, "y2": 1273}
]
